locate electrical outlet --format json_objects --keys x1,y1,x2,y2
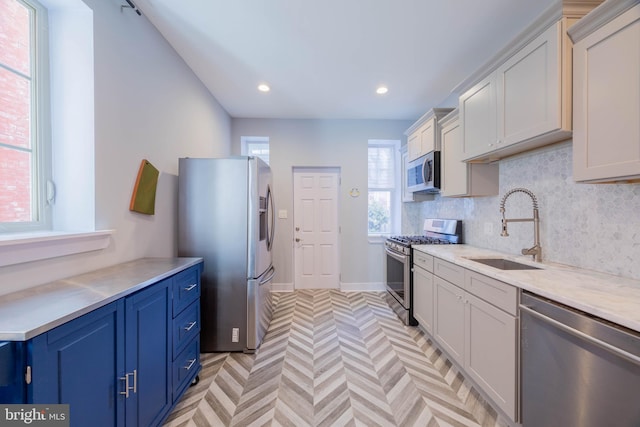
[
  {"x1": 232, "y1": 328, "x2": 239, "y2": 343},
  {"x1": 484, "y1": 222, "x2": 494, "y2": 235}
]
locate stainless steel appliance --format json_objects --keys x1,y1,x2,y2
[
  {"x1": 406, "y1": 151, "x2": 441, "y2": 193},
  {"x1": 520, "y1": 292, "x2": 640, "y2": 426},
  {"x1": 178, "y1": 157, "x2": 276, "y2": 353},
  {"x1": 385, "y1": 219, "x2": 461, "y2": 325}
]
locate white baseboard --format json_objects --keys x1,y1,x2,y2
[
  {"x1": 340, "y1": 282, "x2": 385, "y2": 292},
  {"x1": 272, "y1": 282, "x2": 294, "y2": 292},
  {"x1": 272, "y1": 282, "x2": 385, "y2": 292}
]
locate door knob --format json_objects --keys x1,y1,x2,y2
[
  {"x1": 295, "y1": 227, "x2": 300, "y2": 231},
  {"x1": 295, "y1": 238, "x2": 301, "y2": 242}
]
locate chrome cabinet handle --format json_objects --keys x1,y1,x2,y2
[
  {"x1": 184, "y1": 283, "x2": 197, "y2": 291},
  {"x1": 184, "y1": 321, "x2": 197, "y2": 331},
  {"x1": 120, "y1": 373, "x2": 130, "y2": 398},
  {"x1": 120, "y1": 371, "x2": 136, "y2": 398},
  {"x1": 184, "y1": 359, "x2": 197, "y2": 371}
]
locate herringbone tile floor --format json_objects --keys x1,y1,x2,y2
[{"x1": 164, "y1": 290, "x2": 509, "y2": 427}]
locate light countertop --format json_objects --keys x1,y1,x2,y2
[
  {"x1": 412, "y1": 244, "x2": 640, "y2": 333},
  {"x1": 0, "y1": 257, "x2": 203, "y2": 341}
]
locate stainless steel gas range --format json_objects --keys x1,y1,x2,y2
[{"x1": 384, "y1": 218, "x2": 462, "y2": 325}]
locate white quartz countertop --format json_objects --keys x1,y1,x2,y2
[
  {"x1": 412, "y1": 244, "x2": 640, "y2": 333},
  {"x1": 0, "y1": 257, "x2": 203, "y2": 341}
]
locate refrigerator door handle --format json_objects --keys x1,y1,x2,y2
[
  {"x1": 260, "y1": 265, "x2": 276, "y2": 285},
  {"x1": 267, "y1": 185, "x2": 275, "y2": 251}
]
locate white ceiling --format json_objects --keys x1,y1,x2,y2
[{"x1": 133, "y1": 0, "x2": 557, "y2": 120}]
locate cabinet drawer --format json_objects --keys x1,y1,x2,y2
[
  {"x1": 413, "y1": 251, "x2": 433, "y2": 273},
  {"x1": 173, "y1": 301, "x2": 200, "y2": 357},
  {"x1": 173, "y1": 267, "x2": 200, "y2": 316},
  {"x1": 464, "y1": 270, "x2": 518, "y2": 316},
  {"x1": 434, "y1": 258, "x2": 464, "y2": 287},
  {"x1": 173, "y1": 338, "x2": 200, "y2": 398}
]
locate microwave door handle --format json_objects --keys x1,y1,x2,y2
[
  {"x1": 424, "y1": 159, "x2": 432, "y2": 183},
  {"x1": 421, "y1": 157, "x2": 428, "y2": 183}
]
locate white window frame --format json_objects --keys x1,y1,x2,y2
[
  {"x1": 241, "y1": 136, "x2": 270, "y2": 165},
  {"x1": 0, "y1": 0, "x2": 52, "y2": 234},
  {"x1": 0, "y1": 0, "x2": 112, "y2": 267},
  {"x1": 367, "y1": 139, "x2": 400, "y2": 239}
]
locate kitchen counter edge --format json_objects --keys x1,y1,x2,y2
[
  {"x1": 412, "y1": 244, "x2": 640, "y2": 333},
  {"x1": 0, "y1": 257, "x2": 203, "y2": 341}
]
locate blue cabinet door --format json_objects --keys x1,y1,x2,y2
[
  {"x1": 124, "y1": 278, "x2": 172, "y2": 427},
  {"x1": 30, "y1": 300, "x2": 125, "y2": 427},
  {"x1": 0, "y1": 341, "x2": 27, "y2": 403}
]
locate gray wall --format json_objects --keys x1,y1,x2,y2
[
  {"x1": 404, "y1": 141, "x2": 640, "y2": 280},
  {"x1": 0, "y1": 0, "x2": 231, "y2": 294},
  {"x1": 232, "y1": 119, "x2": 412, "y2": 288}
]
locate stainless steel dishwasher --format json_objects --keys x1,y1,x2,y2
[{"x1": 520, "y1": 292, "x2": 640, "y2": 427}]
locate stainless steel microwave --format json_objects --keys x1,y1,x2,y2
[{"x1": 406, "y1": 151, "x2": 441, "y2": 193}]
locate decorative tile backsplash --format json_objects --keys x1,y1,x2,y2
[{"x1": 403, "y1": 141, "x2": 640, "y2": 280}]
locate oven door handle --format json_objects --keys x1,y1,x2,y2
[{"x1": 385, "y1": 247, "x2": 407, "y2": 263}]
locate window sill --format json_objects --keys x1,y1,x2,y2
[
  {"x1": 0, "y1": 230, "x2": 114, "y2": 267},
  {"x1": 368, "y1": 235, "x2": 389, "y2": 244}
]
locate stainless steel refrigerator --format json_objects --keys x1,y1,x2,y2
[{"x1": 178, "y1": 157, "x2": 275, "y2": 353}]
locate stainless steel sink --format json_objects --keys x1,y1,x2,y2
[{"x1": 468, "y1": 258, "x2": 541, "y2": 270}]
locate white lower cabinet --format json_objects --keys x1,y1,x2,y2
[
  {"x1": 413, "y1": 262, "x2": 435, "y2": 334},
  {"x1": 465, "y1": 292, "x2": 517, "y2": 419},
  {"x1": 433, "y1": 276, "x2": 465, "y2": 366},
  {"x1": 429, "y1": 256, "x2": 518, "y2": 421}
]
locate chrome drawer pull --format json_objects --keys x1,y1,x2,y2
[
  {"x1": 184, "y1": 358, "x2": 196, "y2": 371},
  {"x1": 184, "y1": 283, "x2": 197, "y2": 291},
  {"x1": 184, "y1": 321, "x2": 197, "y2": 331}
]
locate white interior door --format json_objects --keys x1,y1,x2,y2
[{"x1": 293, "y1": 168, "x2": 340, "y2": 289}]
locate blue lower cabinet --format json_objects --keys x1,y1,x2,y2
[
  {"x1": 30, "y1": 300, "x2": 125, "y2": 427},
  {"x1": 124, "y1": 279, "x2": 171, "y2": 427},
  {"x1": 0, "y1": 341, "x2": 28, "y2": 403},
  {"x1": 11, "y1": 262, "x2": 203, "y2": 427}
]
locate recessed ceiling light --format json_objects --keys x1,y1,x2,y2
[
  {"x1": 258, "y1": 84, "x2": 270, "y2": 92},
  {"x1": 376, "y1": 86, "x2": 388, "y2": 95}
]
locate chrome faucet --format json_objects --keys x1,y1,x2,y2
[{"x1": 499, "y1": 187, "x2": 542, "y2": 262}]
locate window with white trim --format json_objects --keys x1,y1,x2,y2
[
  {"x1": 241, "y1": 136, "x2": 270, "y2": 165},
  {"x1": 0, "y1": 0, "x2": 52, "y2": 233},
  {"x1": 0, "y1": 0, "x2": 106, "y2": 268},
  {"x1": 368, "y1": 140, "x2": 400, "y2": 235}
]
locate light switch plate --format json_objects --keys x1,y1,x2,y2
[{"x1": 278, "y1": 210, "x2": 288, "y2": 219}]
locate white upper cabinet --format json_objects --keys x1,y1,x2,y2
[
  {"x1": 569, "y1": 0, "x2": 640, "y2": 183},
  {"x1": 457, "y1": 1, "x2": 602, "y2": 163},
  {"x1": 460, "y1": 74, "x2": 497, "y2": 160},
  {"x1": 440, "y1": 109, "x2": 498, "y2": 198},
  {"x1": 496, "y1": 21, "x2": 569, "y2": 149},
  {"x1": 405, "y1": 108, "x2": 453, "y2": 162},
  {"x1": 407, "y1": 131, "x2": 421, "y2": 163}
]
